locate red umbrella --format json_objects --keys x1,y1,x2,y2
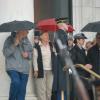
[
  {"x1": 37, "y1": 18, "x2": 58, "y2": 32},
  {"x1": 67, "y1": 24, "x2": 75, "y2": 33}
]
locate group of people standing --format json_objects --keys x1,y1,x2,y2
[{"x1": 3, "y1": 19, "x2": 100, "y2": 100}]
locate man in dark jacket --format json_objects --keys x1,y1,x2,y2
[
  {"x1": 87, "y1": 33, "x2": 100, "y2": 99},
  {"x1": 87, "y1": 32, "x2": 100, "y2": 75}
]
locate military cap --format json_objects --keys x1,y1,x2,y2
[{"x1": 55, "y1": 17, "x2": 68, "y2": 24}]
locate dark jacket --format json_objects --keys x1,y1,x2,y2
[
  {"x1": 56, "y1": 29, "x2": 67, "y2": 44},
  {"x1": 70, "y1": 45, "x2": 87, "y2": 64},
  {"x1": 87, "y1": 44, "x2": 100, "y2": 74},
  {"x1": 52, "y1": 54, "x2": 67, "y2": 91},
  {"x1": 53, "y1": 29, "x2": 68, "y2": 91},
  {"x1": 55, "y1": 29, "x2": 67, "y2": 50},
  {"x1": 70, "y1": 45, "x2": 93, "y2": 93},
  {"x1": 70, "y1": 45, "x2": 89, "y2": 77},
  {"x1": 33, "y1": 43, "x2": 56, "y2": 78}
]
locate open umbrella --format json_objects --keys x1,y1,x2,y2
[
  {"x1": 67, "y1": 24, "x2": 75, "y2": 33},
  {"x1": 0, "y1": 20, "x2": 34, "y2": 32},
  {"x1": 36, "y1": 18, "x2": 58, "y2": 32},
  {"x1": 37, "y1": 18, "x2": 74, "y2": 33},
  {"x1": 81, "y1": 21, "x2": 100, "y2": 32}
]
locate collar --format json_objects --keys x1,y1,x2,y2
[
  {"x1": 39, "y1": 41, "x2": 50, "y2": 47},
  {"x1": 77, "y1": 43, "x2": 83, "y2": 49}
]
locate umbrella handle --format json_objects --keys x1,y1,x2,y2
[{"x1": 61, "y1": 91, "x2": 64, "y2": 100}]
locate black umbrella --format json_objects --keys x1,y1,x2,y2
[
  {"x1": 81, "y1": 21, "x2": 100, "y2": 32},
  {"x1": 0, "y1": 20, "x2": 34, "y2": 32}
]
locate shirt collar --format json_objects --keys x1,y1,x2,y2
[
  {"x1": 77, "y1": 43, "x2": 83, "y2": 49},
  {"x1": 39, "y1": 41, "x2": 49, "y2": 46}
]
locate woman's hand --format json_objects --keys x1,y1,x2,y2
[
  {"x1": 33, "y1": 71, "x2": 38, "y2": 78},
  {"x1": 85, "y1": 64, "x2": 92, "y2": 69}
]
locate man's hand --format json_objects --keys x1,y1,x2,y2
[
  {"x1": 22, "y1": 52, "x2": 29, "y2": 58},
  {"x1": 14, "y1": 38, "x2": 20, "y2": 46}
]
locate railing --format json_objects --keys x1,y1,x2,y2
[{"x1": 75, "y1": 64, "x2": 100, "y2": 79}]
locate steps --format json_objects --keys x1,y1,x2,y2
[{"x1": 0, "y1": 96, "x2": 37, "y2": 100}]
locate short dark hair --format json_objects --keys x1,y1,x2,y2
[
  {"x1": 11, "y1": 32, "x2": 16, "y2": 38},
  {"x1": 34, "y1": 30, "x2": 41, "y2": 36}
]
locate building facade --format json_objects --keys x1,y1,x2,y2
[
  {"x1": 0, "y1": 0, "x2": 37, "y2": 100},
  {"x1": 73, "y1": 0, "x2": 100, "y2": 40},
  {"x1": 0, "y1": 0, "x2": 100, "y2": 100}
]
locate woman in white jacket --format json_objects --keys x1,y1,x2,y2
[{"x1": 33, "y1": 31, "x2": 55, "y2": 100}]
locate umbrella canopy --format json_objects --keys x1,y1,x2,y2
[
  {"x1": 67, "y1": 24, "x2": 74, "y2": 33},
  {"x1": 0, "y1": 20, "x2": 34, "y2": 32},
  {"x1": 36, "y1": 18, "x2": 58, "y2": 32},
  {"x1": 81, "y1": 21, "x2": 100, "y2": 32},
  {"x1": 37, "y1": 18, "x2": 75, "y2": 32}
]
